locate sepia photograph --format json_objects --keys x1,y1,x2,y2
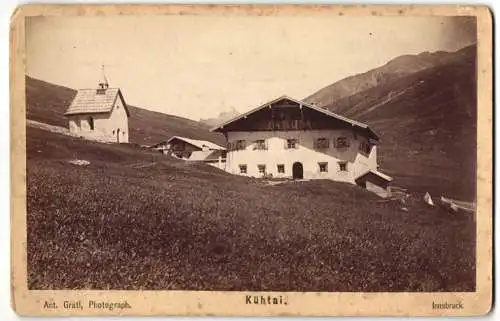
[{"x1": 10, "y1": 4, "x2": 492, "y2": 317}]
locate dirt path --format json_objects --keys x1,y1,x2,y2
[
  {"x1": 27, "y1": 119, "x2": 112, "y2": 144},
  {"x1": 264, "y1": 179, "x2": 309, "y2": 186},
  {"x1": 27, "y1": 119, "x2": 78, "y2": 137}
]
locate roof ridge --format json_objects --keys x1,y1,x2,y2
[
  {"x1": 356, "y1": 169, "x2": 393, "y2": 182},
  {"x1": 64, "y1": 87, "x2": 121, "y2": 116},
  {"x1": 167, "y1": 135, "x2": 225, "y2": 149},
  {"x1": 209, "y1": 95, "x2": 379, "y2": 140}
]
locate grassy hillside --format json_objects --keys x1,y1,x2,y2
[
  {"x1": 25, "y1": 76, "x2": 225, "y2": 146},
  {"x1": 26, "y1": 76, "x2": 77, "y2": 126},
  {"x1": 304, "y1": 46, "x2": 473, "y2": 107},
  {"x1": 128, "y1": 107, "x2": 225, "y2": 146},
  {"x1": 306, "y1": 46, "x2": 477, "y2": 201},
  {"x1": 27, "y1": 128, "x2": 475, "y2": 291}
]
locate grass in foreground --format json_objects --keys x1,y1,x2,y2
[{"x1": 27, "y1": 128, "x2": 475, "y2": 292}]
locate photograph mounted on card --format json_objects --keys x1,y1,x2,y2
[{"x1": 10, "y1": 4, "x2": 492, "y2": 316}]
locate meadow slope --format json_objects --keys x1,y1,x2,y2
[{"x1": 27, "y1": 128, "x2": 475, "y2": 291}]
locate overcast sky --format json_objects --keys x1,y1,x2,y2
[{"x1": 26, "y1": 15, "x2": 476, "y2": 121}]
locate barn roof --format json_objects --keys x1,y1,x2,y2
[
  {"x1": 64, "y1": 88, "x2": 130, "y2": 117},
  {"x1": 167, "y1": 136, "x2": 226, "y2": 151},
  {"x1": 188, "y1": 150, "x2": 225, "y2": 162},
  {"x1": 210, "y1": 95, "x2": 379, "y2": 140},
  {"x1": 355, "y1": 169, "x2": 393, "y2": 183}
]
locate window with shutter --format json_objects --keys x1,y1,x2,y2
[
  {"x1": 286, "y1": 138, "x2": 298, "y2": 149},
  {"x1": 253, "y1": 140, "x2": 267, "y2": 150},
  {"x1": 318, "y1": 162, "x2": 328, "y2": 172},
  {"x1": 235, "y1": 140, "x2": 246, "y2": 150},
  {"x1": 315, "y1": 138, "x2": 329, "y2": 149},
  {"x1": 335, "y1": 137, "x2": 350, "y2": 148}
]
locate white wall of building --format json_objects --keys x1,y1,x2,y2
[
  {"x1": 205, "y1": 158, "x2": 227, "y2": 171},
  {"x1": 225, "y1": 129, "x2": 378, "y2": 182},
  {"x1": 67, "y1": 97, "x2": 129, "y2": 143}
]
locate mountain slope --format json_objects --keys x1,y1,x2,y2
[
  {"x1": 310, "y1": 45, "x2": 477, "y2": 201},
  {"x1": 25, "y1": 76, "x2": 225, "y2": 146},
  {"x1": 304, "y1": 46, "x2": 474, "y2": 108},
  {"x1": 199, "y1": 107, "x2": 240, "y2": 128}
]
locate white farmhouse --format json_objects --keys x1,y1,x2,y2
[
  {"x1": 211, "y1": 95, "x2": 392, "y2": 197},
  {"x1": 64, "y1": 76, "x2": 130, "y2": 143}
]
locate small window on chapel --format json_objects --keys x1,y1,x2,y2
[
  {"x1": 239, "y1": 164, "x2": 247, "y2": 174},
  {"x1": 257, "y1": 164, "x2": 266, "y2": 175},
  {"x1": 277, "y1": 164, "x2": 285, "y2": 173},
  {"x1": 318, "y1": 162, "x2": 328, "y2": 173}
]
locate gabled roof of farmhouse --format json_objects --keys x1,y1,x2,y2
[
  {"x1": 210, "y1": 95, "x2": 379, "y2": 140},
  {"x1": 64, "y1": 88, "x2": 130, "y2": 117},
  {"x1": 355, "y1": 169, "x2": 393, "y2": 183},
  {"x1": 167, "y1": 136, "x2": 226, "y2": 151}
]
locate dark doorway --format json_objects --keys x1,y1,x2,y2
[
  {"x1": 116, "y1": 128, "x2": 120, "y2": 143},
  {"x1": 292, "y1": 162, "x2": 303, "y2": 179}
]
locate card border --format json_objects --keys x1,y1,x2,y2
[{"x1": 10, "y1": 4, "x2": 493, "y2": 316}]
